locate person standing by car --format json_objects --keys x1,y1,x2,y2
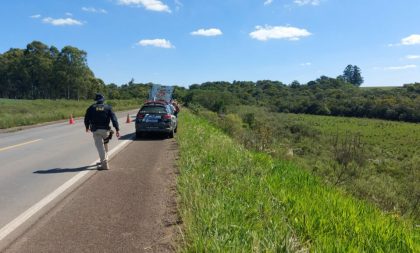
[
  {"x1": 84, "y1": 93, "x2": 120, "y2": 170},
  {"x1": 171, "y1": 99, "x2": 180, "y2": 117}
]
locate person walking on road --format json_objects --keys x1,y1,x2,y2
[{"x1": 84, "y1": 93, "x2": 120, "y2": 170}]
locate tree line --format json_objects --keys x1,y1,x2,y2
[
  {"x1": 0, "y1": 41, "x2": 154, "y2": 100},
  {"x1": 1, "y1": 41, "x2": 419, "y2": 122},
  {"x1": 180, "y1": 79, "x2": 420, "y2": 123},
  {"x1": 0, "y1": 41, "x2": 100, "y2": 99}
]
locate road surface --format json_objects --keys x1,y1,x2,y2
[{"x1": 0, "y1": 110, "x2": 179, "y2": 251}]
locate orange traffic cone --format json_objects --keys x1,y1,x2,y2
[
  {"x1": 126, "y1": 114, "x2": 131, "y2": 123},
  {"x1": 69, "y1": 114, "x2": 75, "y2": 124}
]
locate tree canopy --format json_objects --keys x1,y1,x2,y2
[
  {"x1": 0, "y1": 41, "x2": 103, "y2": 99},
  {"x1": 339, "y1": 64, "x2": 364, "y2": 86},
  {"x1": 181, "y1": 80, "x2": 420, "y2": 123}
]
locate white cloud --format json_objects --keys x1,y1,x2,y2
[
  {"x1": 294, "y1": 0, "x2": 321, "y2": 6},
  {"x1": 385, "y1": 65, "x2": 417, "y2": 70},
  {"x1": 65, "y1": 12, "x2": 73, "y2": 16},
  {"x1": 118, "y1": 0, "x2": 171, "y2": 13},
  {"x1": 250, "y1": 25, "x2": 311, "y2": 41},
  {"x1": 191, "y1": 28, "x2": 223, "y2": 37},
  {"x1": 42, "y1": 17, "x2": 83, "y2": 26},
  {"x1": 300, "y1": 62, "x2": 312, "y2": 66},
  {"x1": 82, "y1": 7, "x2": 108, "y2": 14},
  {"x1": 264, "y1": 0, "x2": 273, "y2": 6},
  {"x1": 401, "y1": 34, "x2": 420, "y2": 45},
  {"x1": 138, "y1": 39, "x2": 174, "y2": 48},
  {"x1": 406, "y1": 55, "x2": 420, "y2": 60},
  {"x1": 30, "y1": 14, "x2": 41, "y2": 19}
]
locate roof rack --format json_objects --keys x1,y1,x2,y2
[{"x1": 143, "y1": 100, "x2": 169, "y2": 105}]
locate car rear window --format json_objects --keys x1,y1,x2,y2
[{"x1": 140, "y1": 105, "x2": 167, "y2": 114}]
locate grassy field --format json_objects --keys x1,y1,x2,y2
[
  {"x1": 190, "y1": 104, "x2": 420, "y2": 223},
  {"x1": 176, "y1": 110, "x2": 419, "y2": 252},
  {"x1": 0, "y1": 98, "x2": 142, "y2": 129}
]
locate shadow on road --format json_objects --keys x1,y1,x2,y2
[
  {"x1": 134, "y1": 133, "x2": 170, "y2": 141},
  {"x1": 116, "y1": 132, "x2": 170, "y2": 141},
  {"x1": 118, "y1": 132, "x2": 135, "y2": 140},
  {"x1": 33, "y1": 132, "x2": 169, "y2": 175},
  {"x1": 33, "y1": 165, "x2": 98, "y2": 174}
]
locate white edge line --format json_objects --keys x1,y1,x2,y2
[
  {"x1": 0, "y1": 139, "x2": 42, "y2": 152},
  {"x1": 0, "y1": 137, "x2": 133, "y2": 241}
]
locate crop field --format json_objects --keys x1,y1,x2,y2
[
  {"x1": 0, "y1": 99, "x2": 142, "y2": 129},
  {"x1": 176, "y1": 110, "x2": 419, "y2": 252}
]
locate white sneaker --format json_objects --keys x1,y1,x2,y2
[{"x1": 99, "y1": 162, "x2": 109, "y2": 170}]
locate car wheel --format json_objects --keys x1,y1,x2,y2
[
  {"x1": 168, "y1": 129, "x2": 174, "y2": 139},
  {"x1": 136, "y1": 131, "x2": 143, "y2": 139}
]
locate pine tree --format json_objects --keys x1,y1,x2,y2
[
  {"x1": 340, "y1": 64, "x2": 364, "y2": 86},
  {"x1": 351, "y1": 65, "x2": 364, "y2": 86}
]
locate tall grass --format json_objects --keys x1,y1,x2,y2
[
  {"x1": 0, "y1": 98, "x2": 141, "y2": 129},
  {"x1": 177, "y1": 110, "x2": 419, "y2": 252},
  {"x1": 227, "y1": 105, "x2": 420, "y2": 222}
]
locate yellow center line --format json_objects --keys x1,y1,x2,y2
[{"x1": 0, "y1": 139, "x2": 42, "y2": 152}]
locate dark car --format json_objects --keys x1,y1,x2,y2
[{"x1": 135, "y1": 101, "x2": 177, "y2": 138}]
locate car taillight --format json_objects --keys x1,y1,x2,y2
[
  {"x1": 137, "y1": 113, "x2": 145, "y2": 119},
  {"x1": 163, "y1": 114, "x2": 172, "y2": 120}
]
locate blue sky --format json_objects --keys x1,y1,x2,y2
[{"x1": 1, "y1": 0, "x2": 420, "y2": 87}]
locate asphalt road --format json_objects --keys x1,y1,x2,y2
[
  {"x1": 3, "y1": 131, "x2": 179, "y2": 253},
  {"x1": 0, "y1": 110, "x2": 141, "y2": 249}
]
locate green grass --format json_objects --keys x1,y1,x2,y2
[
  {"x1": 177, "y1": 110, "x2": 419, "y2": 252},
  {"x1": 0, "y1": 98, "x2": 142, "y2": 129},
  {"x1": 224, "y1": 105, "x2": 420, "y2": 222}
]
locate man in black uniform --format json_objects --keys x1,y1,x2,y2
[{"x1": 84, "y1": 93, "x2": 120, "y2": 170}]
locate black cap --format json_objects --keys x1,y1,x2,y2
[{"x1": 95, "y1": 93, "x2": 105, "y2": 102}]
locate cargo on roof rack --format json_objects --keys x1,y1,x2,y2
[{"x1": 149, "y1": 85, "x2": 174, "y2": 103}]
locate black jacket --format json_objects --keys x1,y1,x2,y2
[{"x1": 84, "y1": 102, "x2": 119, "y2": 131}]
